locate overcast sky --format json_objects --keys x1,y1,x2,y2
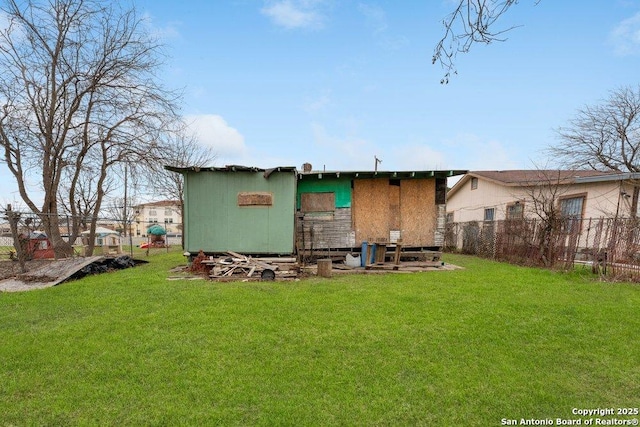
[{"x1": 3, "y1": 0, "x2": 640, "y2": 204}]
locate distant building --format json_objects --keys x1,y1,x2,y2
[
  {"x1": 132, "y1": 200, "x2": 182, "y2": 237},
  {"x1": 81, "y1": 226, "x2": 122, "y2": 256}
]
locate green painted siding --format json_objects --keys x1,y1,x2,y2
[
  {"x1": 184, "y1": 170, "x2": 296, "y2": 254},
  {"x1": 296, "y1": 177, "x2": 352, "y2": 209}
]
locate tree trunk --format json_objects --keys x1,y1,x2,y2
[
  {"x1": 7, "y1": 207, "x2": 27, "y2": 273},
  {"x1": 41, "y1": 198, "x2": 74, "y2": 258}
]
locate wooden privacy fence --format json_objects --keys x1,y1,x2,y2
[{"x1": 445, "y1": 217, "x2": 640, "y2": 281}]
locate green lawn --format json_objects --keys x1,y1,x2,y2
[{"x1": 1, "y1": 252, "x2": 639, "y2": 426}]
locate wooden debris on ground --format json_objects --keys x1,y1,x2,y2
[
  {"x1": 364, "y1": 260, "x2": 444, "y2": 271},
  {"x1": 340, "y1": 240, "x2": 445, "y2": 273},
  {"x1": 201, "y1": 251, "x2": 299, "y2": 281},
  {"x1": 363, "y1": 248, "x2": 444, "y2": 271},
  {"x1": 0, "y1": 256, "x2": 108, "y2": 292}
]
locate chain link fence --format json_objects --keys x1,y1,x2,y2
[
  {"x1": 0, "y1": 209, "x2": 182, "y2": 261},
  {"x1": 445, "y1": 217, "x2": 640, "y2": 281}
]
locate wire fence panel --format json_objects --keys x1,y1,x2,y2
[
  {"x1": 0, "y1": 209, "x2": 182, "y2": 261},
  {"x1": 446, "y1": 217, "x2": 640, "y2": 281}
]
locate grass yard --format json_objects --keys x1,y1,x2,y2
[{"x1": 1, "y1": 252, "x2": 639, "y2": 426}]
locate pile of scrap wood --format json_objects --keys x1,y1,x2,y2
[
  {"x1": 363, "y1": 247, "x2": 444, "y2": 271},
  {"x1": 201, "y1": 251, "x2": 299, "y2": 281},
  {"x1": 362, "y1": 259, "x2": 444, "y2": 271},
  {"x1": 329, "y1": 245, "x2": 445, "y2": 273}
]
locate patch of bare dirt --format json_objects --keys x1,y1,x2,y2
[{"x1": 0, "y1": 260, "x2": 52, "y2": 281}]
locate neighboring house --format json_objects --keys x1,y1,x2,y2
[
  {"x1": 132, "y1": 200, "x2": 182, "y2": 237},
  {"x1": 446, "y1": 170, "x2": 640, "y2": 224},
  {"x1": 167, "y1": 164, "x2": 466, "y2": 256}
]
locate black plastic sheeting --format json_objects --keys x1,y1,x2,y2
[{"x1": 68, "y1": 255, "x2": 147, "y2": 281}]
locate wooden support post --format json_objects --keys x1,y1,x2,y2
[
  {"x1": 394, "y1": 239, "x2": 403, "y2": 265},
  {"x1": 317, "y1": 259, "x2": 332, "y2": 278},
  {"x1": 374, "y1": 243, "x2": 387, "y2": 264},
  {"x1": 365, "y1": 244, "x2": 374, "y2": 266}
]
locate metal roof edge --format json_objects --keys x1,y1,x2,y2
[
  {"x1": 297, "y1": 170, "x2": 467, "y2": 179},
  {"x1": 164, "y1": 165, "x2": 297, "y2": 174},
  {"x1": 573, "y1": 172, "x2": 640, "y2": 184},
  {"x1": 166, "y1": 165, "x2": 467, "y2": 180}
]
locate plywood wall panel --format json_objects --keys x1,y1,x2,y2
[
  {"x1": 400, "y1": 179, "x2": 436, "y2": 246},
  {"x1": 353, "y1": 179, "x2": 390, "y2": 243},
  {"x1": 389, "y1": 183, "x2": 401, "y2": 230}
]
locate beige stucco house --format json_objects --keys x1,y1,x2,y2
[
  {"x1": 446, "y1": 170, "x2": 640, "y2": 224},
  {"x1": 132, "y1": 200, "x2": 182, "y2": 237}
]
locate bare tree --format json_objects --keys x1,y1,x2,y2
[
  {"x1": 519, "y1": 170, "x2": 566, "y2": 219},
  {"x1": 156, "y1": 133, "x2": 215, "y2": 209},
  {"x1": 551, "y1": 85, "x2": 640, "y2": 173},
  {"x1": 0, "y1": 0, "x2": 179, "y2": 257},
  {"x1": 151, "y1": 128, "x2": 216, "y2": 247},
  {"x1": 5, "y1": 205, "x2": 27, "y2": 272},
  {"x1": 519, "y1": 170, "x2": 573, "y2": 266},
  {"x1": 103, "y1": 195, "x2": 137, "y2": 234},
  {"x1": 434, "y1": 0, "x2": 539, "y2": 83},
  {"x1": 96, "y1": 166, "x2": 136, "y2": 237},
  {"x1": 58, "y1": 164, "x2": 112, "y2": 239}
]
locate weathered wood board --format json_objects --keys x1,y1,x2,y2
[{"x1": 0, "y1": 256, "x2": 105, "y2": 292}]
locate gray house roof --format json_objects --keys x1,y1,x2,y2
[{"x1": 447, "y1": 170, "x2": 628, "y2": 197}]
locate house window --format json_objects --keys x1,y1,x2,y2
[
  {"x1": 149, "y1": 218, "x2": 158, "y2": 223},
  {"x1": 149, "y1": 209, "x2": 157, "y2": 216},
  {"x1": 560, "y1": 195, "x2": 585, "y2": 233},
  {"x1": 484, "y1": 208, "x2": 495, "y2": 221},
  {"x1": 560, "y1": 196, "x2": 584, "y2": 218},
  {"x1": 471, "y1": 177, "x2": 478, "y2": 190},
  {"x1": 446, "y1": 212, "x2": 454, "y2": 223},
  {"x1": 164, "y1": 209, "x2": 172, "y2": 216},
  {"x1": 166, "y1": 218, "x2": 173, "y2": 224},
  {"x1": 507, "y1": 202, "x2": 524, "y2": 219}
]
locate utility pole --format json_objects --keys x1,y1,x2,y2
[{"x1": 123, "y1": 165, "x2": 128, "y2": 237}]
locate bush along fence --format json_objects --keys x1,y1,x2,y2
[{"x1": 445, "y1": 217, "x2": 640, "y2": 281}]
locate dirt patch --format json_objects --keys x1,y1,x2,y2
[
  {"x1": 0, "y1": 257, "x2": 104, "y2": 292},
  {"x1": 0, "y1": 260, "x2": 52, "y2": 281}
]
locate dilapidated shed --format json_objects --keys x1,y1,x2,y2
[
  {"x1": 167, "y1": 164, "x2": 465, "y2": 258},
  {"x1": 166, "y1": 165, "x2": 297, "y2": 255},
  {"x1": 296, "y1": 168, "x2": 466, "y2": 253}
]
